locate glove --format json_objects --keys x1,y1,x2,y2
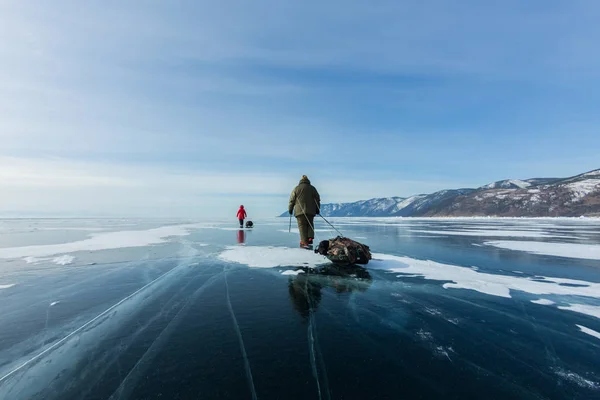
[{"x1": 288, "y1": 210, "x2": 293, "y2": 215}]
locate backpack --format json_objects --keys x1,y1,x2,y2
[
  {"x1": 245, "y1": 221, "x2": 253, "y2": 228},
  {"x1": 315, "y1": 236, "x2": 372, "y2": 265}
]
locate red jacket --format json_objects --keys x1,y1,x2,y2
[{"x1": 237, "y1": 206, "x2": 247, "y2": 219}]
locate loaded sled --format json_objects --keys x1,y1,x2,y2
[{"x1": 314, "y1": 236, "x2": 372, "y2": 265}]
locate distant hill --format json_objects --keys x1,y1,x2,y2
[{"x1": 280, "y1": 169, "x2": 600, "y2": 217}]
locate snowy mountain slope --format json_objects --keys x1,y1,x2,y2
[
  {"x1": 426, "y1": 169, "x2": 600, "y2": 217},
  {"x1": 279, "y1": 168, "x2": 600, "y2": 217},
  {"x1": 525, "y1": 178, "x2": 562, "y2": 186},
  {"x1": 279, "y1": 190, "x2": 474, "y2": 217},
  {"x1": 394, "y1": 189, "x2": 476, "y2": 217},
  {"x1": 480, "y1": 179, "x2": 531, "y2": 190},
  {"x1": 318, "y1": 197, "x2": 408, "y2": 217}
]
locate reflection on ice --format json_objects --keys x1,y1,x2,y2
[
  {"x1": 285, "y1": 265, "x2": 373, "y2": 399},
  {"x1": 287, "y1": 264, "x2": 372, "y2": 319},
  {"x1": 237, "y1": 229, "x2": 246, "y2": 244}
]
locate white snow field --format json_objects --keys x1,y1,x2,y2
[{"x1": 0, "y1": 224, "x2": 205, "y2": 259}]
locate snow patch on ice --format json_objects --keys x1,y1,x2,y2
[
  {"x1": 558, "y1": 304, "x2": 600, "y2": 319},
  {"x1": 0, "y1": 284, "x2": 15, "y2": 289},
  {"x1": 50, "y1": 301, "x2": 60, "y2": 307},
  {"x1": 531, "y1": 299, "x2": 555, "y2": 306},
  {"x1": 278, "y1": 229, "x2": 331, "y2": 234},
  {"x1": 22, "y1": 255, "x2": 75, "y2": 265},
  {"x1": 484, "y1": 240, "x2": 600, "y2": 260},
  {"x1": 281, "y1": 269, "x2": 306, "y2": 276},
  {"x1": 0, "y1": 224, "x2": 203, "y2": 259},
  {"x1": 369, "y1": 253, "x2": 600, "y2": 315},
  {"x1": 23, "y1": 256, "x2": 44, "y2": 264},
  {"x1": 53, "y1": 255, "x2": 74, "y2": 265},
  {"x1": 410, "y1": 229, "x2": 574, "y2": 239},
  {"x1": 39, "y1": 227, "x2": 107, "y2": 232},
  {"x1": 218, "y1": 246, "x2": 328, "y2": 269},
  {"x1": 577, "y1": 325, "x2": 600, "y2": 340}
]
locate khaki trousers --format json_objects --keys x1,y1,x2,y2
[{"x1": 296, "y1": 214, "x2": 315, "y2": 243}]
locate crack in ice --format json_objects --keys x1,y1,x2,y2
[{"x1": 225, "y1": 272, "x2": 258, "y2": 400}]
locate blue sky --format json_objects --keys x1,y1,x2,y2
[{"x1": 1, "y1": 0, "x2": 599, "y2": 218}]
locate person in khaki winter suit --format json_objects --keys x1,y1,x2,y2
[{"x1": 288, "y1": 175, "x2": 321, "y2": 248}]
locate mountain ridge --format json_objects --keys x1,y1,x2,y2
[{"x1": 280, "y1": 168, "x2": 600, "y2": 217}]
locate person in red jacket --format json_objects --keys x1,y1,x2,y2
[{"x1": 236, "y1": 205, "x2": 247, "y2": 228}]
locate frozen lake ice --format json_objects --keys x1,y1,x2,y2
[{"x1": 0, "y1": 217, "x2": 599, "y2": 399}]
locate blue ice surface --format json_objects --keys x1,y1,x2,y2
[{"x1": 0, "y1": 217, "x2": 599, "y2": 399}]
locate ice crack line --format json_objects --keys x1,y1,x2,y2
[
  {"x1": 225, "y1": 272, "x2": 258, "y2": 400},
  {"x1": 110, "y1": 270, "x2": 224, "y2": 400},
  {"x1": 306, "y1": 280, "x2": 330, "y2": 400},
  {"x1": 0, "y1": 265, "x2": 179, "y2": 385},
  {"x1": 308, "y1": 319, "x2": 322, "y2": 400}
]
